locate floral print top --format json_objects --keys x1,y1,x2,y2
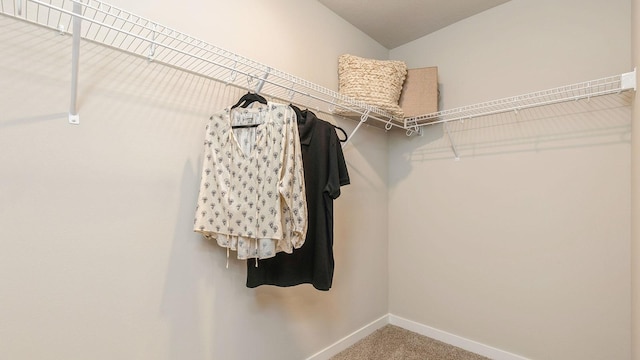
[{"x1": 194, "y1": 102, "x2": 307, "y2": 260}]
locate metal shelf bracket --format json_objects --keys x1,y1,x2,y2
[
  {"x1": 342, "y1": 109, "x2": 370, "y2": 148},
  {"x1": 444, "y1": 122, "x2": 460, "y2": 161},
  {"x1": 68, "y1": 0, "x2": 82, "y2": 125},
  {"x1": 621, "y1": 68, "x2": 636, "y2": 91}
]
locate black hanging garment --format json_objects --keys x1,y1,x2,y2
[{"x1": 246, "y1": 105, "x2": 350, "y2": 291}]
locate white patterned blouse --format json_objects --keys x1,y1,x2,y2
[{"x1": 194, "y1": 102, "x2": 307, "y2": 261}]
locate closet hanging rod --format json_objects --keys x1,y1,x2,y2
[
  {"x1": 1, "y1": 0, "x2": 405, "y2": 132},
  {"x1": 404, "y1": 69, "x2": 637, "y2": 129}
]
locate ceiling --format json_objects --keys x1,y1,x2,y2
[{"x1": 317, "y1": 0, "x2": 511, "y2": 49}]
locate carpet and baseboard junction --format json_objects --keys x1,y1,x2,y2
[
  {"x1": 330, "y1": 324, "x2": 489, "y2": 360},
  {"x1": 306, "y1": 314, "x2": 531, "y2": 360}
]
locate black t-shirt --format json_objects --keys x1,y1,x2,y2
[{"x1": 246, "y1": 106, "x2": 350, "y2": 291}]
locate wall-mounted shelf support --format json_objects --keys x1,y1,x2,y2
[
  {"x1": 403, "y1": 117, "x2": 423, "y2": 137},
  {"x1": 255, "y1": 67, "x2": 270, "y2": 94},
  {"x1": 444, "y1": 122, "x2": 460, "y2": 161},
  {"x1": 68, "y1": 0, "x2": 82, "y2": 125},
  {"x1": 342, "y1": 109, "x2": 370, "y2": 148},
  {"x1": 621, "y1": 67, "x2": 637, "y2": 91}
]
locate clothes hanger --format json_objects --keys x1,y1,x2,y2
[
  {"x1": 231, "y1": 91, "x2": 267, "y2": 110},
  {"x1": 333, "y1": 125, "x2": 348, "y2": 143},
  {"x1": 230, "y1": 92, "x2": 268, "y2": 129},
  {"x1": 299, "y1": 107, "x2": 348, "y2": 142},
  {"x1": 290, "y1": 104, "x2": 348, "y2": 142}
]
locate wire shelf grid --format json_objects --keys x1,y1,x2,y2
[
  {"x1": 404, "y1": 72, "x2": 635, "y2": 129},
  {"x1": 0, "y1": 0, "x2": 635, "y2": 137},
  {"x1": 0, "y1": 0, "x2": 405, "y2": 130}
]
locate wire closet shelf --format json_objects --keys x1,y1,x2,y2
[
  {"x1": 404, "y1": 70, "x2": 637, "y2": 133},
  {"x1": 0, "y1": 0, "x2": 406, "y2": 132},
  {"x1": 0, "y1": 0, "x2": 636, "y2": 137}
]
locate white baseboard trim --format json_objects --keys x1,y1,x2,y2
[
  {"x1": 388, "y1": 314, "x2": 531, "y2": 360},
  {"x1": 305, "y1": 314, "x2": 389, "y2": 360},
  {"x1": 306, "y1": 314, "x2": 531, "y2": 360}
]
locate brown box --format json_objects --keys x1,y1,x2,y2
[{"x1": 399, "y1": 66, "x2": 438, "y2": 118}]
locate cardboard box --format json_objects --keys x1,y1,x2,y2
[{"x1": 399, "y1": 66, "x2": 438, "y2": 118}]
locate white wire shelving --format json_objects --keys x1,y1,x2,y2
[
  {"x1": 0, "y1": 0, "x2": 406, "y2": 139},
  {"x1": 0, "y1": 0, "x2": 636, "y2": 148},
  {"x1": 404, "y1": 70, "x2": 636, "y2": 131},
  {"x1": 404, "y1": 70, "x2": 636, "y2": 159}
]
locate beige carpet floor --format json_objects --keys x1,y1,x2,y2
[{"x1": 330, "y1": 325, "x2": 490, "y2": 360}]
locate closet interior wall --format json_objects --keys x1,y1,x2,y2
[
  {"x1": 0, "y1": 1, "x2": 390, "y2": 359},
  {"x1": 1, "y1": 0, "x2": 635, "y2": 359},
  {"x1": 389, "y1": 0, "x2": 632, "y2": 359}
]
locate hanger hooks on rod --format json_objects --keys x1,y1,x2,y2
[
  {"x1": 246, "y1": 74, "x2": 255, "y2": 90},
  {"x1": 288, "y1": 81, "x2": 296, "y2": 101},
  {"x1": 327, "y1": 97, "x2": 336, "y2": 113},
  {"x1": 226, "y1": 55, "x2": 238, "y2": 86},
  {"x1": 147, "y1": 23, "x2": 157, "y2": 61},
  {"x1": 384, "y1": 118, "x2": 394, "y2": 131}
]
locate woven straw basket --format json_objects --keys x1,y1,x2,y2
[{"x1": 335, "y1": 54, "x2": 407, "y2": 119}]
